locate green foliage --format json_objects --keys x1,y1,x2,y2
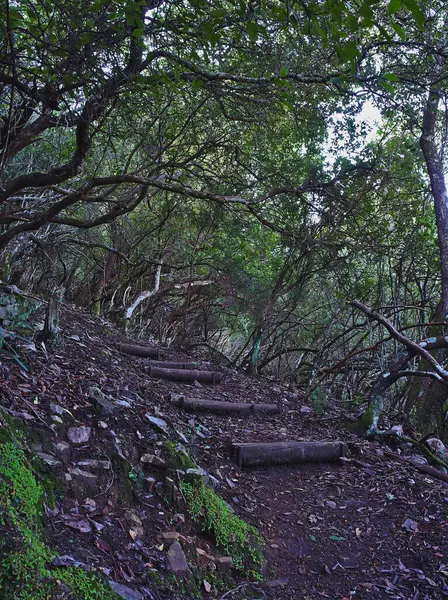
[
  {"x1": 0, "y1": 435, "x2": 119, "y2": 599},
  {"x1": 179, "y1": 480, "x2": 263, "y2": 573}
]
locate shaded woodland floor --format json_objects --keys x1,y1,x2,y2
[{"x1": 1, "y1": 305, "x2": 447, "y2": 599}]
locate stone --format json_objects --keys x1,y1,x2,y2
[
  {"x1": 167, "y1": 541, "x2": 189, "y2": 576},
  {"x1": 90, "y1": 387, "x2": 119, "y2": 417},
  {"x1": 67, "y1": 426, "x2": 91, "y2": 444},
  {"x1": 107, "y1": 581, "x2": 144, "y2": 600},
  {"x1": 52, "y1": 441, "x2": 71, "y2": 459},
  {"x1": 140, "y1": 454, "x2": 167, "y2": 468},
  {"x1": 173, "y1": 513, "x2": 185, "y2": 524},
  {"x1": 145, "y1": 414, "x2": 169, "y2": 434},
  {"x1": 98, "y1": 421, "x2": 108, "y2": 429},
  {"x1": 162, "y1": 531, "x2": 181, "y2": 541},
  {"x1": 215, "y1": 557, "x2": 233, "y2": 573},
  {"x1": 427, "y1": 438, "x2": 448, "y2": 460},
  {"x1": 37, "y1": 452, "x2": 62, "y2": 469},
  {"x1": 115, "y1": 400, "x2": 132, "y2": 408},
  {"x1": 125, "y1": 510, "x2": 144, "y2": 537},
  {"x1": 185, "y1": 468, "x2": 219, "y2": 488},
  {"x1": 300, "y1": 405, "x2": 312, "y2": 414},
  {"x1": 67, "y1": 467, "x2": 97, "y2": 480},
  {"x1": 410, "y1": 455, "x2": 428, "y2": 466},
  {"x1": 76, "y1": 459, "x2": 111, "y2": 470}
]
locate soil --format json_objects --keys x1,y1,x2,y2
[{"x1": 1, "y1": 303, "x2": 448, "y2": 600}]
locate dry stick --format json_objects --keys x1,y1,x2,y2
[
  {"x1": 384, "y1": 451, "x2": 448, "y2": 485},
  {"x1": 309, "y1": 321, "x2": 448, "y2": 393},
  {"x1": 352, "y1": 300, "x2": 448, "y2": 382}
]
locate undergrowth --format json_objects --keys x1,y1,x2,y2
[{"x1": 0, "y1": 435, "x2": 119, "y2": 599}]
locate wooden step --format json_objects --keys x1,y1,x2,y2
[
  {"x1": 144, "y1": 360, "x2": 198, "y2": 370},
  {"x1": 169, "y1": 393, "x2": 280, "y2": 415},
  {"x1": 231, "y1": 441, "x2": 347, "y2": 468},
  {"x1": 147, "y1": 366, "x2": 222, "y2": 384},
  {"x1": 118, "y1": 343, "x2": 161, "y2": 359}
]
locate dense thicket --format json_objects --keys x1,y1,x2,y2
[{"x1": 2, "y1": 0, "x2": 448, "y2": 437}]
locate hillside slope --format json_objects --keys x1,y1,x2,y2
[{"x1": 0, "y1": 304, "x2": 447, "y2": 599}]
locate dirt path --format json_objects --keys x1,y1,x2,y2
[{"x1": 1, "y1": 305, "x2": 447, "y2": 599}]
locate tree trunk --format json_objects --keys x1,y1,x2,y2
[{"x1": 420, "y1": 86, "x2": 448, "y2": 317}]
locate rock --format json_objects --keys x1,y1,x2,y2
[
  {"x1": 115, "y1": 399, "x2": 132, "y2": 408},
  {"x1": 300, "y1": 406, "x2": 312, "y2": 414},
  {"x1": 140, "y1": 454, "x2": 167, "y2": 468},
  {"x1": 98, "y1": 421, "x2": 108, "y2": 429},
  {"x1": 76, "y1": 459, "x2": 111, "y2": 470},
  {"x1": 215, "y1": 556, "x2": 233, "y2": 572},
  {"x1": 125, "y1": 509, "x2": 144, "y2": 538},
  {"x1": 75, "y1": 458, "x2": 111, "y2": 469},
  {"x1": 52, "y1": 441, "x2": 71, "y2": 460},
  {"x1": 402, "y1": 518, "x2": 418, "y2": 532},
  {"x1": 67, "y1": 426, "x2": 91, "y2": 444},
  {"x1": 410, "y1": 455, "x2": 428, "y2": 465},
  {"x1": 427, "y1": 438, "x2": 448, "y2": 460},
  {"x1": 107, "y1": 581, "x2": 144, "y2": 600},
  {"x1": 53, "y1": 555, "x2": 87, "y2": 568},
  {"x1": 162, "y1": 531, "x2": 181, "y2": 541},
  {"x1": 167, "y1": 541, "x2": 189, "y2": 576},
  {"x1": 37, "y1": 452, "x2": 62, "y2": 469},
  {"x1": 89, "y1": 387, "x2": 119, "y2": 417},
  {"x1": 67, "y1": 467, "x2": 97, "y2": 480},
  {"x1": 184, "y1": 468, "x2": 219, "y2": 488},
  {"x1": 145, "y1": 414, "x2": 169, "y2": 435}
]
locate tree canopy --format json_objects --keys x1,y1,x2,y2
[{"x1": 2, "y1": 0, "x2": 448, "y2": 437}]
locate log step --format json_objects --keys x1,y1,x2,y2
[
  {"x1": 231, "y1": 441, "x2": 347, "y2": 469},
  {"x1": 144, "y1": 361, "x2": 198, "y2": 370},
  {"x1": 119, "y1": 343, "x2": 161, "y2": 359},
  {"x1": 169, "y1": 394, "x2": 280, "y2": 415},
  {"x1": 147, "y1": 366, "x2": 222, "y2": 384}
]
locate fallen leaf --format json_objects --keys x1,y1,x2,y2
[
  {"x1": 64, "y1": 519, "x2": 92, "y2": 534},
  {"x1": 203, "y1": 580, "x2": 211, "y2": 593}
]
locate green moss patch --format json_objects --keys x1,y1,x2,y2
[
  {"x1": 180, "y1": 479, "x2": 263, "y2": 574},
  {"x1": 0, "y1": 434, "x2": 120, "y2": 600}
]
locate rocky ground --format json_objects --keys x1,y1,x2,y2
[{"x1": 1, "y1": 304, "x2": 448, "y2": 599}]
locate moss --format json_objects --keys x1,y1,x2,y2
[
  {"x1": 180, "y1": 480, "x2": 263, "y2": 573},
  {"x1": 164, "y1": 440, "x2": 196, "y2": 470},
  {"x1": 55, "y1": 568, "x2": 120, "y2": 600},
  {"x1": 0, "y1": 430, "x2": 120, "y2": 600}
]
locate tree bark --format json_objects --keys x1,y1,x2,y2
[{"x1": 420, "y1": 85, "x2": 448, "y2": 317}]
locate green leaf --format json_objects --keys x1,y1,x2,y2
[
  {"x1": 279, "y1": 66, "x2": 289, "y2": 77},
  {"x1": 132, "y1": 28, "x2": 144, "y2": 37},
  {"x1": 246, "y1": 21, "x2": 258, "y2": 43},
  {"x1": 404, "y1": 0, "x2": 424, "y2": 27},
  {"x1": 379, "y1": 80, "x2": 395, "y2": 95},
  {"x1": 338, "y1": 40, "x2": 359, "y2": 62},
  {"x1": 388, "y1": 0, "x2": 402, "y2": 14},
  {"x1": 329, "y1": 535, "x2": 345, "y2": 541},
  {"x1": 391, "y1": 21, "x2": 406, "y2": 39},
  {"x1": 383, "y1": 72, "x2": 399, "y2": 81}
]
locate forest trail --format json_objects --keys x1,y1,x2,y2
[{"x1": 1, "y1": 305, "x2": 448, "y2": 600}]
